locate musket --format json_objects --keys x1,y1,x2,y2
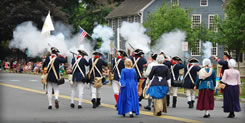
[{"x1": 128, "y1": 43, "x2": 135, "y2": 50}]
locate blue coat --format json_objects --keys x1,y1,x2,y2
[
  {"x1": 195, "y1": 68, "x2": 216, "y2": 91},
  {"x1": 112, "y1": 58, "x2": 125, "y2": 81},
  {"x1": 130, "y1": 57, "x2": 147, "y2": 80},
  {"x1": 117, "y1": 68, "x2": 139, "y2": 115},
  {"x1": 163, "y1": 60, "x2": 171, "y2": 69},
  {"x1": 183, "y1": 65, "x2": 201, "y2": 89},
  {"x1": 170, "y1": 63, "x2": 184, "y2": 86},
  {"x1": 43, "y1": 55, "x2": 67, "y2": 83},
  {"x1": 88, "y1": 58, "x2": 107, "y2": 83},
  {"x1": 71, "y1": 57, "x2": 89, "y2": 82}
]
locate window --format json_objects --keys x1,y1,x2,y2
[
  {"x1": 171, "y1": 0, "x2": 179, "y2": 6},
  {"x1": 112, "y1": 18, "x2": 116, "y2": 31},
  {"x1": 208, "y1": 14, "x2": 218, "y2": 32},
  {"x1": 211, "y1": 44, "x2": 218, "y2": 56},
  {"x1": 134, "y1": 16, "x2": 140, "y2": 23},
  {"x1": 128, "y1": 16, "x2": 134, "y2": 23},
  {"x1": 118, "y1": 17, "x2": 122, "y2": 28},
  {"x1": 200, "y1": 0, "x2": 208, "y2": 6},
  {"x1": 192, "y1": 14, "x2": 201, "y2": 29},
  {"x1": 191, "y1": 40, "x2": 201, "y2": 56}
]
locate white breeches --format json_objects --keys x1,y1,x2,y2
[
  {"x1": 47, "y1": 82, "x2": 59, "y2": 106},
  {"x1": 185, "y1": 89, "x2": 196, "y2": 101},
  {"x1": 112, "y1": 80, "x2": 120, "y2": 95},
  {"x1": 91, "y1": 85, "x2": 101, "y2": 99},
  {"x1": 71, "y1": 82, "x2": 85, "y2": 105},
  {"x1": 168, "y1": 87, "x2": 179, "y2": 96}
]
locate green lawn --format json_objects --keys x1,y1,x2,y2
[{"x1": 241, "y1": 79, "x2": 245, "y2": 98}]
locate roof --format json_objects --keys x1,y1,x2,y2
[{"x1": 106, "y1": 0, "x2": 153, "y2": 19}]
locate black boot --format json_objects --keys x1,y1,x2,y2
[
  {"x1": 188, "y1": 101, "x2": 192, "y2": 108},
  {"x1": 91, "y1": 98, "x2": 96, "y2": 108},
  {"x1": 191, "y1": 100, "x2": 195, "y2": 108},
  {"x1": 172, "y1": 96, "x2": 177, "y2": 108},
  {"x1": 70, "y1": 103, "x2": 75, "y2": 108},
  {"x1": 96, "y1": 98, "x2": 101, "y2": 107},
  {"x1": 228, "y1": 112, "x2": 235, "y2": 118},
  {"x1": 166, "y1": 95, "x2": 170, "y2": 106}
]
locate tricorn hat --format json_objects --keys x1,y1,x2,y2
[
  {"x1": 92, "y1": 51, "x2": 104, "y2": 56},
  {"x1": 172, "y1": 56, "x2": 182, "y2": 61},
  {"x1": 134, "y1": 49, "x2": 144, "y2": 55},
  {"x1": 51, "y1": 47, "x2": 60, "y2": 53},
  {"x1": 188, "y1": 58, "x2": 199, "y2": 63},
  {"x1": 224, "y1": 51, "x2": 231, "y2": 59},
  {"x1": 118, "y1": 50, "x2": 128, "y2": 57},
  {"x1": 151, "y1": 52, "x2": 158, "y2": 60},
  {"x1": 78, "y1": 50, "x2": 88, "y2": 56}
]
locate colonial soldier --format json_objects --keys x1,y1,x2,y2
[
  {"x1": 43, "y1": 47, "x2": 67, "y2": 109},
  {"x1": 130, "y1": 49, "x2": 147, "y2": 106},
  {"x1": 144, "y1": 52, "x2": 158, "y2": 111},
  {"x1": 111, "y1": 50, "x2": 127, "y2": 106},
  {"x1": 70, "y1": 49, "x2": 89, "y2": 109},
  {"x1": 88, "y1": 51, "x2": 108, "y2": 108},
  {"x1": 183, "y1": 58, "x2": 201, "y2": 108},
  {"x1": 166, "y1": 56, "x2": 184, "y2": 108}
]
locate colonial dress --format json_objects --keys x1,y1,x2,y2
[
  {"x1": 117, "y1": 68, "x2": 139, "y2": 116},
  {"x1": 221, "y1": 69, "x2": 241, "y2": 114},
  {"x1": 146, "y1": 64, "x2": 170, "y2": 115},
  {"x1": 71, "y1": 56, "x2": 89, "y2": 83},
  {"x1": 195, "y1": 68, "x2": 216, "y2": 111}
]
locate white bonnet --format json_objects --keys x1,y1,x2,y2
[
  {"x1": 156, "y1": 54, "x2": 165, "y2": 63},
  {"x1": 228, "y1": 59, "x2": 236, "y2": 68},
  {"x1": 202, "y1": 58, "x2": 211, "y2": 67}
]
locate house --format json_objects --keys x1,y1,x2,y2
[{"x1": 106, "y1": 0, "x2": 245, "y2": 77}]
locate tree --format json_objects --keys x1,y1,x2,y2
[
  {"x1": 144, "y1": 3, "x2": 202, "y2": 47},
  {"x1": 213, "y1": 0, "x2": 245, "y2": 66}
]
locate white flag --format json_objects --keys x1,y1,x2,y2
[{"x1": 41, "y1": 11, "x2": 55, "y2": 34}]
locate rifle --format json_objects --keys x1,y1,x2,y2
[{"x1": 128, "y1": 43, "x2": 135, "y2": 50}]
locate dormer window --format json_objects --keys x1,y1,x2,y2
[{"x1": 200, "y1": 0, "x2": 208, "y2": 6}]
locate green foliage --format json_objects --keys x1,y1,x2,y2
[
  {"x1": 144, "y1": 3, "x2": 203, "y2": 48},
  {"x1": 211, "y1": 0, "x2": 245, "y2": 61}
]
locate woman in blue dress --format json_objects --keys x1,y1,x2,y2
[{"x1": 117, "y1": 58, "x2": 139, "y2": 118}]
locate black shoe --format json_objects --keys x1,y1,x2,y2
[
  {"x1": 203, "y1": 114, "x2": 210, "y2": 118},
  {"x1": 157, "y1": 111, "x2": 162, "y2": 116},
  {"x1": 70, "y1": 103, "x2": 75, "y2": 108},
  {"x1": 228, "y1": 112, "x2": 235, "y2": 118},
  {"x1": 96, "y1": 98, "x2": 101, "y2": 107},
  {"x1": 115, "y1": 104, "x2": 117, "y2": 108},
  {"x1": 91, "y1": 98, "x2": 96, "y2": 108},
  {"x1": 78, "y1": 105, "x2": 82, "y2": 109},
  {"x1": 188, "y1": 101, "x2": 192, "y2": 108},
  {"x1": 191, "y1": 100, "x2": 195, "y2": 108},
  {"x1": 130, "y1": 114, "x2": 134, "y2": 118},
  {"x1": 172, "y1": 96, "x2": 177, "y2": 108},
  {"x1": 123, "y1": 114, "x2": 125, "y2": 117},
  {"x1": 144, "y1": 106, "x2": 151, "y2": 111},
  {"x1": 139, "y1": 103, "x2": 142, "y2": 107},
  {"x1": 55, "y1": 99, "x2": 59, "y2": 109},
  {"x1": 48, "y1": 106, "x2": 52, "y2": 110}
]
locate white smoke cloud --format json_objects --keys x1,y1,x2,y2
[
  {"x1": 120, "y1": 22, "x2": 151, "y2": 53},
  {"x1": 92, "y1": 25, "x2": 114, "y2": 53},
  {"x1": 152, "y1": 30, "x2": 186, "y2": 58},
  {"x1": 202, "y1": 41, "x2": 213, "y2": 59},
  {"x1": 9, "y1": 21, "x2": 95, "y2": 65}
]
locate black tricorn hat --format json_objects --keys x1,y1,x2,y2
[
  {"x1": 151, "y1": 52, "x2": 158, "y2": 60},
  {"x1": 92, "y1": 51, "x2": 104, "y2": 56},
  {"x1": 172, "y1": 56, "x2": 182, "y2": 61},
  {"x1": 135, "y1": 50, "x2": 144, "y2": 55},
  {"x1": 134, "y1": 49, "x2": 143, "y2": 53},
  {"x1": 188, "y1": 58, "x2": 199, "y2": 63},
  {"x1": 224, "y1": 51, "x2": 231, "y2": 59},
  {"x1": 51, "y1": 47, "x2": 60, "y2": 53},
  {"x1": 118, "y1": 50, "x2": 128, "y2": 57},
  {"x1": 78, "y1": 50, "x2": 88, "y2": 56}
]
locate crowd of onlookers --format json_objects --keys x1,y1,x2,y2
[{"x1": 0, "y1": 57, "x2": 67, "y2": 75}]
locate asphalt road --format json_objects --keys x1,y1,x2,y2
[{"x1": 0, "y1": 72, "x2": 244, "y2": 123}]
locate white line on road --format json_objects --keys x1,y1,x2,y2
[
  {"x1": 10, "y1": 80, "x2": 20, "y2": 81},
  {"x1": 29, "y1": 80, "x2": 38, "y2": 82}
]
